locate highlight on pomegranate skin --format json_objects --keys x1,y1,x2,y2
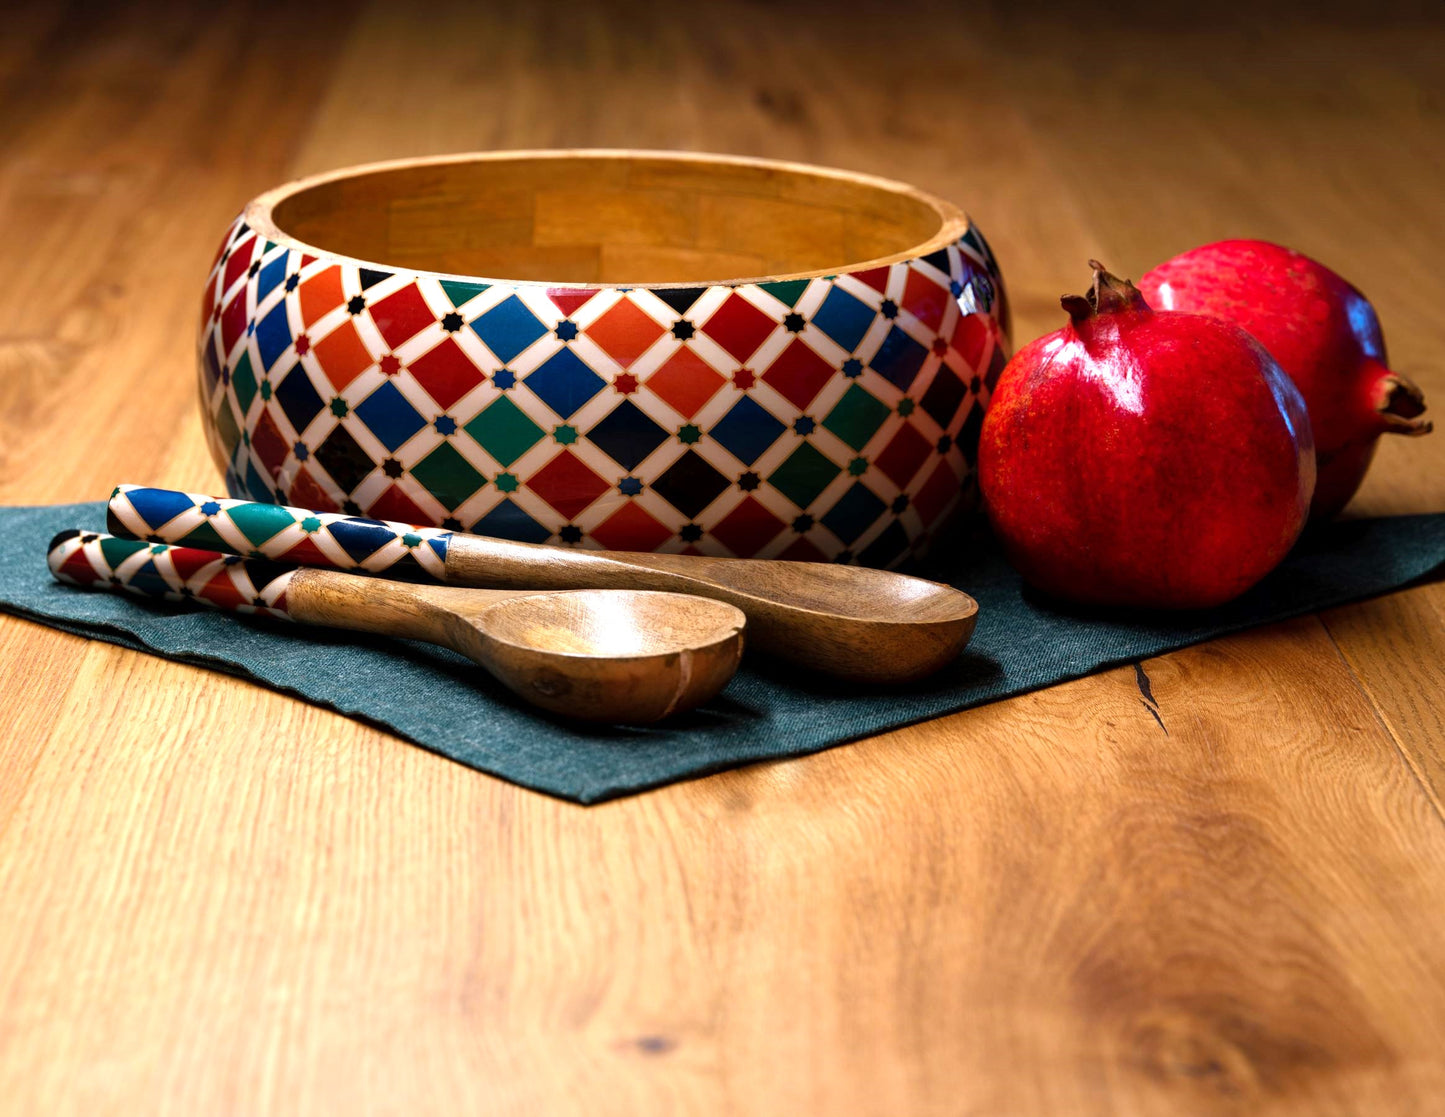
[
  {"x1": 978, "y1": 262, "x2": 1315, "y2": 611},
  {"x1": 1141, "y1": 239, "x2": 1431, "y2": 519}
]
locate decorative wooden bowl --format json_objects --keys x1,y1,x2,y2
[{"x1": 197, "y1": 150, "x2": 1009, "y2": 566}]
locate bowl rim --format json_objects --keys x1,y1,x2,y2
[{"x1": 243, "y1": 148, "x2": 972, "y2": 291}]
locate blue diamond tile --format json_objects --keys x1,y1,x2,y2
[
  {"x1": 524, "y1": 348, "x2": 606, "y2": 418},
  {"x1": 821, "y1": 481, "x2": 886, "y2": 544},
  {"x1": 870, "y1": 325, "x2": 929, "y2": 391},
  {"x1": 709, "y1": 396, "x2": 787, "y2": 465},
  {"x1": 274, "y1": 363, "x2": 325, "y2": 434},
  {"x1": 471, "y1": 498, "x2": 552, "y2": 544},
  {"x1": 127, "y1": 486, "x2": 196, "y2": 531},
  {"x1": 587, "y1": 399, "x2": 670, "y2": 470},
  {"x1": 328, "y1": 517, "x2": 396, "y2": 563},
  {"x1": 811, "y1": 287, "x2": 876, "y2": 353},
  {"x1": 254, "y1": 301, "x2": 293, "y2": 371},
  {"x1": 355, "y1": 380, "x2": 426, "y2": 451},
  {"x1": 470, "y1": 294, "x2": 548, "y2": 363},
  {"x1": 256, "y1": 254, "x2": 287, "y2": 304}
]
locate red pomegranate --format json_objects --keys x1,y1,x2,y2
[
  {"x1": 1141, "y1": 240, "x2": 1431, "y2": 518},
  {"x1": 979, "y1": 262, "x2": 1315, "y2": 610}
]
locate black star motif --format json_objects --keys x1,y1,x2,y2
[
  {"x1": 783, "y1": 312, "x2": 805, "y2": 333},
  {"x1": 248, "y1": 260, "x2": 261, "y2": 277},
  {"x1": 891, "y1": 494, "x2": 909, "y2": 513},
  {"x1": 738, "y1": 471, "x2": 761, "y2": 491},
  {"x1": 936, "y1": 434, "x2": 952, "y2": 453},
  {"x1": 442, "y1": 517, "x2": 463, "y2": 531},
  {"x1": 284, "y1": 273, "x2": 300, "y2": 292},
  {"x1": 680, "y1": 524, "x2": 704, "y2": 542},
  {"x1": 969, "y1": 376, "x2": 982, "y2": 394},
  {"x1": 671, "y1": 320, "x2": 695, "y2": 340},
  {"x1": 559, "y1": 525, "x2": 583, "y2": 544},
  {"x1": 441, "y1": 311, "x2": 463, "y2": 332},
  {"x1": 880, "y1": 299, "x2": 899, "y2": 319},
  {"x1": 342, "y1": 500, "x2": 363, "y2": 515},
  {"x1": 555, "y1": 320, "x2": 578, "y2": 341},
  {"x1": 347, "y1": 295, "x2": 366, "y2": 315},
  {"x1": 792, "y1": 514, "x2": 814, "y2": 533},
  {"x1": 382, "y1": 458, "x2": 403, "y2": 478}
]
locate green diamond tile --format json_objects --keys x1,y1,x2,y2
[
  {"x1": 823, "y1": 383, "x2": 891, "y2": 450},
  {"x1": 227, "y1": 502, "x2": 297, "y2": 547},
  {"x1": 768, "y1": 441, "x2": 841, "y2": 509},
  {"x1": 231, "y1": 352, "x2": 258, "y2": 414},
  {"x1": 214, "y1": 397, "x2": 243, "y2": 459},
  {"x1": 464, "y1": 396, "x2": 545, "y2": 466},
  {"x1": 409, "y1": 442, "x2": 485, "y2": 510},
  {"x1": 760, "y1": 278, "x2": 811, "y2": 308},
  {"x1": 441, "y1": 279, "x2": 490, "y2": 308},
  {"x1": 99, "y1": 536, "x2": 148, "y2": 571}
]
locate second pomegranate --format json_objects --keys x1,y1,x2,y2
[{"x1": 978, "y1": 262, "x2": 1315, "y2": 610}]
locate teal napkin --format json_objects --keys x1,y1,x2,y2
[{"x1": 4, "y1": 501, "x2": 1443, "y2": 803}]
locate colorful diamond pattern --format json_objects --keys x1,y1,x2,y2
[{"x1": 198, "y1": 216, "x2": 1007, "y2": 566}]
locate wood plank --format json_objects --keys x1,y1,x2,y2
[{"x1": 2, "y1": 1, "x2": 1444, "y2": 1114}]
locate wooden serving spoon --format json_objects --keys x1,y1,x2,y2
[
  {"x1": 48, "y1": 531, "x2": 745, "y2": 723},
  {"x1": 108, "y1": 486, "x2": 980, "y2": 682}
]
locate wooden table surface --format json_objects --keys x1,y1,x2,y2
[{"x1": 3, "y1": 1, "x2": 1444, "y2": 1112}]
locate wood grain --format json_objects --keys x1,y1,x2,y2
[{"x1": 2, "y1": 1, "x2": 1444, "y2": 1113}]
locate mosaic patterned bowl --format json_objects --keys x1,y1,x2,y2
[{"x1": 198, "y1": 151, "x2": 1008, "y2": 566}]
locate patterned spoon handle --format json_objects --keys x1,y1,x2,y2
[
  {"x1": 107, "y1": 483, "x2": 452, "y2": 581},
  {"x1": 47, "y1": 529, "x2": 296, "y2": 619}
]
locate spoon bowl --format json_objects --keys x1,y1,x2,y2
[{"x1": 456, "y1": 589, "x2": 747, "y2": 722}]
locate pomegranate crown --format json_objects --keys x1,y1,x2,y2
[{"x1": 1061, "y1": 260, "x2": 1151, "y2": 325}]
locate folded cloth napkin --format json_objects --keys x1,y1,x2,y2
[{"x1": 4, "y1": 501, "x2": 1444, "y2": 803}]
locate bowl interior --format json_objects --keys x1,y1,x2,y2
[{"x1": 266, "y1": 153, "x2": 950, "y2": 286}]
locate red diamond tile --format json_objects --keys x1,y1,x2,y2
[
  {"x1": 277, "y1": 535, "x2": 334, "y2": 569},
  {"x1": 701, "y1": 292, "x2": 777, "y2": 363},
  {"x1": 951, "y1": 313, "x2": 990, "y2": 370},
  {"x1": 199, "y1": 568, "x2": 248, "y2": 611},
  {"x1": 223, "y1": 234, "x2": 256, "y2": 292},
  {"x1": 369, "y1": 283, "x2": 435, "y2": 350},
  {"x1": 168, "y1": 546, "x2": 221, "y2": 584},
  {"x1": 367, "y1": 483, "x2": 431, "y2": 525},
  {"x1": 589, "y1": 501, "x2": 673, "y2": 551},
  {"x1": 200, "y1": 273, "x2": 217, "y2": 326},
  {"x1": 311, "y1": 320, "x2": 375, "y2": 389},
  {"x1": 584, "y1": 298, "x2": 665, "y2": 368},
  {"x1": 761, "y1": 338, "x2": 835, "y2": 410},
  {"x1": 252, "y1": 407, "x2": 291, "y2": 477},
  {"x1": 853, "y1": 266, "x2": 890, "y2": 294},
  {"x1": 526, "y1": 450, "x2": 610, "y2": 520},
  {"x1": 288, "y1": 464, "x2": 339, "y2": 513},
  {"x1": 407, "y1": 337, "x2": 485, "y2": 409},
  {"x1": 709, "y1": 496, "x2": 785, "y2": 556},
  {"x1": 912, "y1": 459, "x2": 961, "y2": 528},
  {"x1": 59, "y1": 546, "x2": 103, "y2": 584},
  {"x1": 547, "y1": 287, "x2": 599, "y2": 318},
  {"x1": 902, "y1": 268, "x2": 950, "y2": 333},
  {"x1": 210, "y1": 226, "x2": 234, "y2": 271},
  {"x1": 221, "y1": 290, "x2": 248, "y2": 355},
  {"x1": 645, "y1": 347, "x2": 726, "y2": 419},
  {"x1": 300, "y1": 265, "x2": 346, "y2": 328},
  {"x1": 874, "y1": 423, "x2": 932, "y2": 488},
  {"x1": 778, "y1": 535, "x2": 828, "y2": 562}
]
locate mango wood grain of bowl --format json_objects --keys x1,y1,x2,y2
[{"x1": 197, "y1": 150, "x2": 1009, "y2": 566}]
